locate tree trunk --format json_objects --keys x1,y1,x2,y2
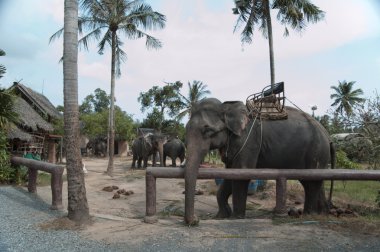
[
  {"x1": 63, "y1": 0, "x2": 90, "y2": 223},
  {"x1": 107, "y1": 31, "x2": 116, "y2": 176},
  {"x1": 264, "y1": 0, "x2": 275, "y2": 88}
]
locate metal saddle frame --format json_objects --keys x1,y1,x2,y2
[{"x1": 246, "y1": 81, "x2": 286, "y2": 119}]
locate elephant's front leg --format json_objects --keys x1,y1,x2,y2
[
  {"x1": 216, "y1": 179, "x2": 232, "y2": 218},
  {"x1": 232, "y1": 179, "x2": 250, "y2": 218}
]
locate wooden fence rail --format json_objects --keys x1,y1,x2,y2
[
  {"x1": 145, "y1": 167, "x2": 380, "y2": 223},
  {"x1": 10, "y1": 156, "x2": 64, "y2": 210}
]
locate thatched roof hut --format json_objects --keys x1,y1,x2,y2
[{"x1": 6, "y1": 82, "x2": 62, "y2": 160}]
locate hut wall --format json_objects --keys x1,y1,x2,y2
[{"x1": 118, "y1": 141, "x2": 129, "y2": 157}]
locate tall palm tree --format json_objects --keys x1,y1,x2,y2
[
  {"x1": 51, "y1": 0, "x2": 166, "y2": 176},
  {"x1": 177, "y1": 80, "x2": 211, "y2": 120},
  {"x1": 63, "y1": 0, "x2": 90, "y2": 223},
  {"x1": 232, "y1": 0, "x2": 324, "y2": 88},
  {"x1": 330, "y1": 80, "x2": 365, "y2": 116},
  {"x1": 0, "y1": 49, "x2": 6, "y2": 78}
]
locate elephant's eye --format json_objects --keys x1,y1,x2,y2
[{"x1": 202, "y1": 125, "x2": 216, "y2": 137}]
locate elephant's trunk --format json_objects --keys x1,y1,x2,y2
[
  {"x1": 184, "y1": 137, "x2": 208, "y2": 225},
  {"x1": 158, "y1": 143, "x2": 164, "y2": 167}
]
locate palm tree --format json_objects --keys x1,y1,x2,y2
[
  {"x1": 330, "y1": 80, "x2": 365, "y2": 116},
  {"x1": 51, "y1": 0, "x2": 166, "y2": 176},
  {"x1": 177, "y1": 80, "x2": 211, "y2": 120},
  {"x1": 63, "y1": 0, "x2": 90, "y2": 223},
  {"x1": 0, "y1": 49, "x2": 6, "y2": 78},
  {"x1": 232, "y1": 0, "x2": 324, "y2": 88}
]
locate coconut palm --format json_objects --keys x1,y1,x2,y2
[
  {"x1": 0, "y1": 49, "x2": 6, "y2": 78},
  {"x1": 330, "y1": 80, "x2": 365, "y2": 116},
  {"x1": 63, "y1": 0, "x2": 90, "y2": 223},
  {"x1": 232, "y1": 0, "x2": 324, "y2": 88},
  {"x1": 50, "y1": 0, "x2": 166, "y2": 176},
  {"x1": 177, "y1": 80, "x2": 211, "y2": 120}
]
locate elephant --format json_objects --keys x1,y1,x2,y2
[
  {"x1": 131, "y1": 132, "x2": 166, "y2": 168},
  {"x1": 86, "y1": 138, "x2": 107, "y2": 157},
  {"x1": 163, "y1": 137, "x2": 186, "y2": 167},
  {"x1": 183, "y1": 98, "x2": 335, "y2": 225}
]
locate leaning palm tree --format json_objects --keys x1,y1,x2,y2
[
  {"x1": 63, "y1": 0, "x2": 90, "y2": 223},
  {"x1": 0, "y1": 49, "x2": 6, "y2": 78},
  {"x1": 232, "y1": 0, "x2": 324, "y2": 88},
  {"x1": 51, "y1": 0, "x2": 166, "y2": 176},
  {"x1": 177, "y1": 80, "x2": 211, "y2": 121},
  {"x1": 330, "y1": 80, "x2": 365, "y2": 117}
]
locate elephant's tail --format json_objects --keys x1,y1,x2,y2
[{"x1": 328, "y1": 142, "x2": 336, "y2": 206}]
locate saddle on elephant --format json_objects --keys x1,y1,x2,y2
[{"x1": 246, "y1": 81, "x2": 288, "y2": 120}]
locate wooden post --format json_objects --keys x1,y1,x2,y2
[
  {"x1": 50, "y1": 171, "x2": 63, "y2": 210},
  {"x1": 274, "y1": 177, "x2": 287, "y2": 216},
  {"x1": 144, "y1": 170, "x2": 157, "y2": 223},
  {"x1": 28, "y1": 168, "x2": 38, "y2": 193}
]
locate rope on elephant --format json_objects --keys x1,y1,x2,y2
[{"x1": 231, "y1": 113, "x2": 260, "y2": 163}]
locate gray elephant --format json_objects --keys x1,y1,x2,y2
[
  {"x1": 131, "y1": 133, "x2": 166, "y2": 168},
  {"x1": 87, "y1": 138, "x2": 107, "y2": 157},
  {"x1": 183, "y1": 98, "x2": 335, "y2": 225},
  {"x1": 163, "y1": 137, "x2": 186, "y2": 167}
]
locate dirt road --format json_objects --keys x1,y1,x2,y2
[{"x1": 35, "y1": 157, "x2": 380, "y2": 251}]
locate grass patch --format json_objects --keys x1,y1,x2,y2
[{"x1": 326, "y1": 180, "x2": 380, "y2": 206}]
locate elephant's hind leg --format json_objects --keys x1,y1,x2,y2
[
  {"x1": 301, "y1": 180, "x2": 329, "y2": 214},
  {"x1": 216, "y1": 179, "x2": 232, "y2": 218}
]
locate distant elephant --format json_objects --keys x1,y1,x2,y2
[
  {"x1": 131, "y1": 133, "x2": 166, "y2": 168},
  {"x1": 87, "y1": 138, "x2": 107, "y2": 157},
  {"x1": 183, "y1": 98, "x2": 335, "y2": 225},
  {"x1": 163, "y1": 138, "x2": 186, "y2": 167}
]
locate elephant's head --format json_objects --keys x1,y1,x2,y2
[
  {"x1": 184, "y1": 98, "x2": 249, "y2": 225},
  {"x1": 146, "y1": 132, "x2": 167, "y2": 166}
]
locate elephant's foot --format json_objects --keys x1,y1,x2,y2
[
  {"x1": 215, "y1": 205, "x2": 232, "y2": 219},
  {"x1": 232, "y1": 212, "x2": 245, "y2": 219},
  {"x1": 185, "y1": 215, "x2": 199, "y2": 226}
]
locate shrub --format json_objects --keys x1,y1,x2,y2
[{"x1": 336, "y1": 149, "x2": 360, "y2": 169}]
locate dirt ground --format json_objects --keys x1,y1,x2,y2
[{"x1": 36, "y1": 156, "x2": 380, "y2": 249}]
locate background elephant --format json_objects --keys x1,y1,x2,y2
[
  {"x1": 163, "y1": 137, "x2": 186, "y2": 167},
  {"x1": 86, "y1": 138, "x2": 107, "y2": 157},
  {"x1": 131, "y1": 132, "x2": 166, "y2": 168},
  {"x1": 184, "y1": 98, "x2": 335, "y2": 225}
]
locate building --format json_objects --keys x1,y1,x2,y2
[{"x1": 7, "y1": 82, "x2": 62, "y2": 163}]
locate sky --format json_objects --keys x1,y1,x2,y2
[{"x1": 1, "y1": 0, "x2": 380, "y2": 122}]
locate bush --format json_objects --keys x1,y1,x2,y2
[
  {"x1": 0, "y1": 130, "x2": 28, "y2": 184},
  {"x1": 0, "y1": 129, "x2": 12, "y2": 183},
  {"x1": 336, "y1": 150, "x2": 360, "y2": 169}
]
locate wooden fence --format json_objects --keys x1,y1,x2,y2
[
  {"x1": 144, "y1": 167, "x2": 380, "y2": 223},
  {"x1": 11, "y1": 156, "x2": 64, "y2": 210}
]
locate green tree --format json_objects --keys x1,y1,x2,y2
[
  {"x1": 63, "y1": 0, "x2": 90, "y2": 223},
  {"x1": 0, "y1": 88, "x2": 18, "y2": 129},
  {"x1": 330, "y1": 80, "x2": 365, "y2": 117},
  {"x1": 79, "y1": 88, "x2": 110, "y2": 114},
  {"x1": 0, "y1": 49, "x2": 6, "y2": 78},
  {"x1": 232, "y1": 0, "x2": 324, "y2": 88},
  {"x1": 81, "y1": 106, "x2": 136, "y2": 141},
  {"x1": 138, "y1": 81, "x2": 184, "y2": 129},
  {"x1": 51, "y1": 0, "x2": 166, "y2": 176},
  {"x1": 177, "y1": 80, "x2": 210, "y2": 120}
]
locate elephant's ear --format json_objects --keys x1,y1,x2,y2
[{"x1": 222, "y1": 101, "x2": 249, "y2": 136}]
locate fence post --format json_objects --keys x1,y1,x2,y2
[
  {"x1": 27, "y1": 168, "x2": 38, "y2": 193},
  {"x1": 144, "y1": 170, "x2": 157, "y2": 223},
  {"x1": 50, "y1": 171, "x2": 63, "y2": 210},
  {"x1": 274, "y1": 177, "x2": 287, "y2": 216}
]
